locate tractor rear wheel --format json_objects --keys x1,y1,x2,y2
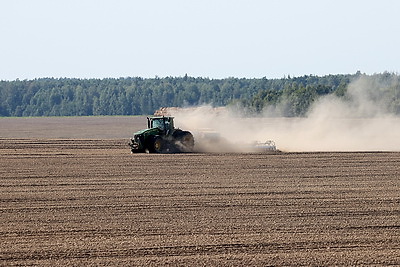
[
  {"x1": 174, "y1": 131, "x2": 194, "y2": 152},
  {"x1": 182, "y1": 132, "x2": 194, "y2": 149}
]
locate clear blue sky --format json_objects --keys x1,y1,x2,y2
[{"x1": 1, "y1": 0, "x2": 400, "y2": 80}]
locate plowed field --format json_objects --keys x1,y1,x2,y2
[{"x1": 1, "y1": 117, "x2": 400, "y2": 266}]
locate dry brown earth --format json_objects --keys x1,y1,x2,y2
[{"x1": 1, "y1": 117, "x2": 399, "y2": 266}]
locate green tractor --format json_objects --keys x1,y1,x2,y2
[{"x1": 129, "y1": 116, "x2": 194, "y2": 153}]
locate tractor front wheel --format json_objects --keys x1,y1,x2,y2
[{"x1": 149, "y1": 136, "x2": 164, "y2": 153}]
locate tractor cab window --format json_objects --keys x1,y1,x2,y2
[{"x1": 152, "y1": 119, "x2": 164, "y2": 130}]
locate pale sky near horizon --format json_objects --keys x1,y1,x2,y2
[{"x1": 1, "y1": 0, "x2": 400, "y2": 81}]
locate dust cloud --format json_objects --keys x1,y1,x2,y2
[{"x1": 171, "y1": 76, "x2": 400, "y2": 152}]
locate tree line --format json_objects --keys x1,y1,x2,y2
[{"x1": 1, "y1": 72, "x2": 399, "y2": 117}]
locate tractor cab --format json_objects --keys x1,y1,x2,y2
[{"x1": 147, "y1": 116, "x2": 174, "y2": 134}]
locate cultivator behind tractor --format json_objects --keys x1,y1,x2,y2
[{"x1": 253, "y1": 140, "x2": 277, "y2": 152}]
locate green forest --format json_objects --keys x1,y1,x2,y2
[{"x1": 1, "y1": 72, "x2": 399, "y2": 117}]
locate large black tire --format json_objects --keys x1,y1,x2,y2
[
  {"x1": 148, "y1": 136, "x2": 164, "y2": 153},
  {"x1": 181, "y1": 131, "x2": 194, "y2": 149},
  {"x1": 174, "y1": 131, "x2": 194, "y2": 152}
]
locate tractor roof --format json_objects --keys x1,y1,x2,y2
[{"x1": 148, "y1": 116, "x2": 174, "y2": 120}]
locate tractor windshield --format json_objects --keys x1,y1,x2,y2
[{"x1": 152, "y1": 119, "x2": 164, "y2": 130}]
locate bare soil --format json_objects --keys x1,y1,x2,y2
[{"x1": 1, "y1": 117, "x2": 399, "y2": 266}]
